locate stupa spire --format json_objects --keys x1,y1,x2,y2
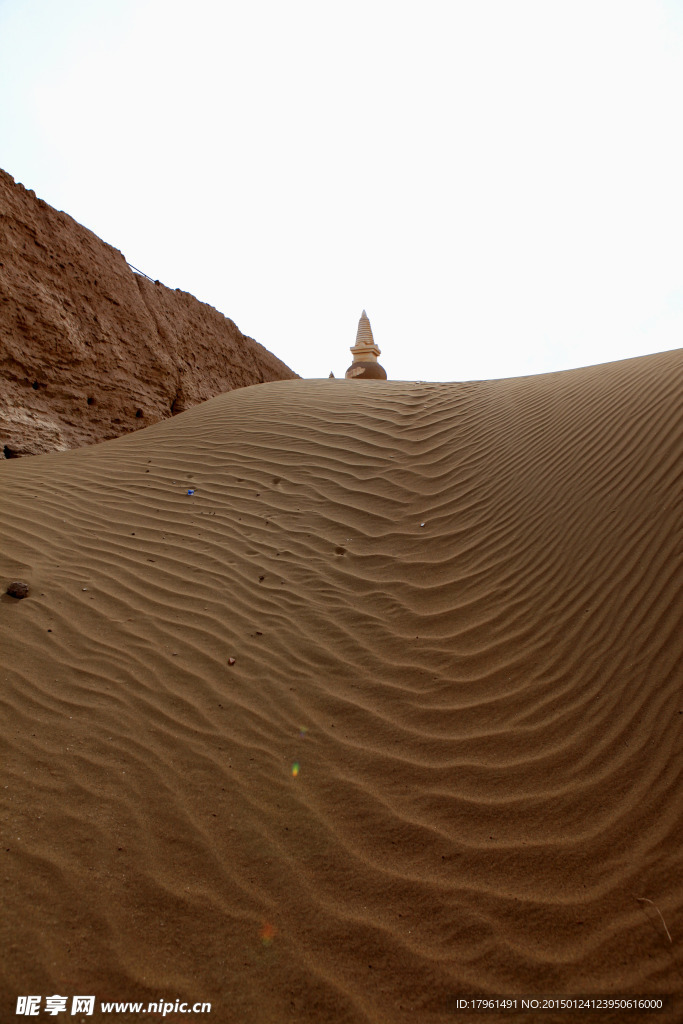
[{"x1": 355, "y1": 310, "x2": 375, "y2": 350}]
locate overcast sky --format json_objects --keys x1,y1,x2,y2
[{"x1": 1, "y1": 0, "x2": 682, "y2": 382}]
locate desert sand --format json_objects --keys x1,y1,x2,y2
[{"x1": 1, "y1": 352, "x2": 682, "y2": 1023}]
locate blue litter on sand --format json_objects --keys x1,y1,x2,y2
[{"x1": 187, "y1": 489, "x2": 195, "y2": 495}]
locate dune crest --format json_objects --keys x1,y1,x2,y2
[{"x1": 1, "y1": 351, "x2": 682, "y2": 1022}]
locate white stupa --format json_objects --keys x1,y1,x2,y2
[{"x1": 345, "y1": 311, "x2": 387, "y2": 380}]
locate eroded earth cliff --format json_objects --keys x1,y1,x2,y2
[{"x1": 0, "y1": 169, "x2": 297, "y2": 456}]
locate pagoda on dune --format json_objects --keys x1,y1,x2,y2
[{"x1": 345, "y1": 310, "x2": 387, "y2": 380}]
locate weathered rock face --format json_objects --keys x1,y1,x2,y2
[{"x1": 0, "y1": 168, "x2": 298, "y2": 456}]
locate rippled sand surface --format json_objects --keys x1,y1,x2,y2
[{"x1": 1, "y1": 352, "x2": 682, "y2": 1022}]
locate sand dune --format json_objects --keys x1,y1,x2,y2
[{"x1": 1, "y1": 350, "x2": 682, "y2": 1023}]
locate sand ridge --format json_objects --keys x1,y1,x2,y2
[{"x1": 1, "y1": 351, "x2": 682, "y2": 1022}]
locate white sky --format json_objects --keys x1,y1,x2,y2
[{"x1": 1, "y1": 0, "x2": 682, "y2": 382}]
